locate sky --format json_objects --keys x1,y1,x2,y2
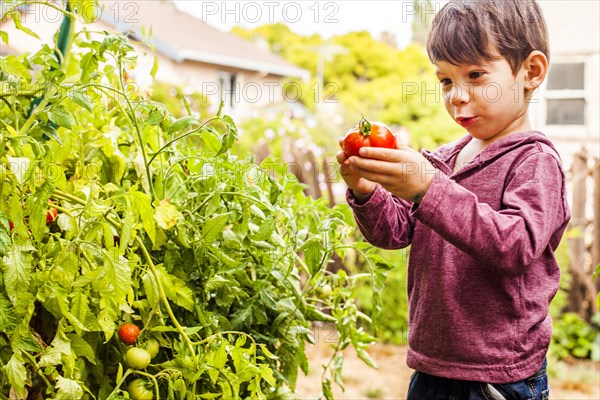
[{"x1": 173, "y1": 1, "x2": 429, "y2": 48}]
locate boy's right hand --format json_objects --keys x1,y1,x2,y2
[{"x1": 336, "y1": 138, "x2": 377, "y2": 200}]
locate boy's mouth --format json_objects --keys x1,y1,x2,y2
[{"x1": 456, "y1": 116, "x2": 477, "y2": 128}]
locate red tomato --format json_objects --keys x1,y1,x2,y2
[
  {"x1": 9, "y1": 221, "x2": 14, "y2": 231},
  {"x1": 46, "y1": 208, "x2": 58, "y2": 226},
  {"x1": 341, "y1": 117, "x2": 396, "y2": 158},
  {"x1": 118, "y1": 324, "x2": 140, "y2": 345}
]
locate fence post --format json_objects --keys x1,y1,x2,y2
[
  {"x1": 322, "y1": 157, "x2": 337, "y2": 207},
  {"x1": 593, "y1": 158, "x2": 600, "y2": 292},
  {"x1": 567, "y1": 149, "x2": 596, "y2": 320}
]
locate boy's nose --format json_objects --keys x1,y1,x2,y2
[{"x1": 446, "y1": 84, "x2": 471, "y2": 105}]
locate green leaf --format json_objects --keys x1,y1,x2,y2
[
  {"x1": 301, "y1": 239, "x2": 323, "y2": 275},
  {"x1": 10, "y1": 321, "x2": 42, "y2": 353},
  {"x1": 150, "y1": 54, "x2": 159, "y2": 78},
  {"x1": 0, "y1": 54, "x2": 30, "y2": 82},
  {"x1": 116, "y1": 362, "x2": 124, "y2": 384},
  {"x1": 305, "y1": 304, "x2": 337, "y2": 323},
  {"x1": 4, "y1": 351, "x2": 28, "y2": 399},
  {"x1": 252, "y1": 216, "x2": 275, "y2": 242},
  {"x1": 217, "y1": 115, "x2": 237, "y2": 156},
  {"x1": 29, "y1": 181, "x2": 53, "y2": 241},
  {"x1": 154, "y1": 201, "x2": 181, "y2": 230},
  {"x1": 201, "y1": 128, "x2": 222, "y2": 156},
  {"x1": 48, "y1": 107, "x2": 74, "y2": 129},
  {"x1": 0, "y1": 246, "x2": 33, "y2": 304},
  {"x1": 231, "y1": 303, "x2": 253, "y2": 330},
  {"x1": 55, "y1": 376, "x2": 84, "y2": 399},
  {"x1": 199, "y1": 394, "x2": 221, "y2": 399},
  {"x1": 322, "y1": 378, "x2": 333, "y2": 400},
  {"x1": 0, "y1": 30, "x2": 8, "y2": 44},
  {"x1": 0, "y1": 211, "x2": 10, "y2": 257},
  {"x1": 101, "y1": 248, "x2": 132, "y2": 305},
  {"x1": 258, "y1": 344, "x2": 279, "y2": 360},
  {"x1": 70, "y1": 291, "x2": 91, "y2": 333},
  {"x1": 80, "y1": 52, "x2": 99, "y2": 82},
  {"x1": 40, "y1": 124, "x2": 63, "y2": 144},
  {"x1": 155, "y1": 264, "x2": 195, "y2": 311},
  {"x1": 0, "y1": 294, "x2": 19, "y2": 334},
  {"x1": 356, "y1": 347, "x2": 377, "y2": 369},
  {"x1": 69, "y1": 90, "x2": 93, "y2": 112},
  {"x1": 69, "y1": 335, "x2": 97, "y2": 365},
  {"x1": 129, "y1": 190, "x2": 155, "y2": 244},
  {"x1": 11, "y1": 10, "x2": 40, "y2": 40},
  {"x1": 213, "y1": 344, "x2": 227, "y2": 369},
  {"x1": 168, "y1": 116, "x2": 197, "y2": 135},
  {"x1": 259, "y1": 364, "x2": 276, "y2": 386},
  {"x1": 202, "y1": 213, "x2": 230, "y2": 245},
  {"x1": 146, "y1": 110, "x2": 164, "y2": 125}
]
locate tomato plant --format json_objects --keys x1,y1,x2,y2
[
  {"x1": 341, "y1": 117, "x2": 396, "y2": 158},
  {"x1": 0, "y1": 2, "x2": 394, "y2": 399}
]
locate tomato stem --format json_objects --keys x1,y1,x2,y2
[{"x1": 358, "y1": 116, "x2": 372, "y2": 137}]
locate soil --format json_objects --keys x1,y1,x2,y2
[{"x1": 294, "y1": 342, "x2": 600, "y2": 400}]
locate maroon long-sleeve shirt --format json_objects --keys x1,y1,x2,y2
[{"x1": 347, "y1": 131, "x2": 570, "y2": 383}]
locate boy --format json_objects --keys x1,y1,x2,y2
[{"x1": 336, "y1": 0, "x2": 570, "y2": 398}]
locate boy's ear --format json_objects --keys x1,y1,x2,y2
[{"x1": 523, "y1": 50, "x2": 548, "y2": 91}]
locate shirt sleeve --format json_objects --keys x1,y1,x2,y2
[
  {"x1": 347, "y1": 184, "x2": 416, "y2": 249},
  {"x1": 411, "y1": 152, "x2": 570, "y2": 275}
]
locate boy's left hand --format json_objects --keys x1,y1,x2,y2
[{"x1": 347, "y1": 145, "x2": 436, "y2": 203}]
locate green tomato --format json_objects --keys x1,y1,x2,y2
[
  {"x1": 126, "y1": 347, "x2": 151, "y2": 370},
  {"x1": 143, "y1": 338, "x2": 160, "y2": 359},
  {"x1": 127, "y1": 379, "x2": 154, "y2": 400},
  {"x1": 79, "y1": 1, "x2": 98, "y2": 23},
  {"x1": 320, "y1": 284, "x2": 333, "y2": 298}
]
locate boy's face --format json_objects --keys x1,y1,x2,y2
[{"x1": 435, "y1": 56, "x2": 531, "y2": 143}]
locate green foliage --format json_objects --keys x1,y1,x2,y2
[
  {"x1": 549, "y1": 237, "x2": 569, "y2": 321},
  {"x1": 548, "y1": 237, "x2": 599, "y2": 361},
  {"x1": 354, "y1": 249, "x2": 409, "y2": 345},
  {"x1": 0, "y1": 4, "x2": 389, "y2": 399},
  {"x1": 550, "y1": 313, "x2": 600, "y2": 361}
]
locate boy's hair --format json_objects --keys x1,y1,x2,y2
[{"x1": 427, "y1": 0, "x2": 549, "y2": 74}]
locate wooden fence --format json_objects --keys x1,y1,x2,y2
[{"x1": 567, "y1": 149, "x2": 600, "y2": 321}]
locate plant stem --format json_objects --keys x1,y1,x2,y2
[
  {"x1": 116, "y1": 55, "x2": 156, "y2": 200},
  {"x1": 22, "y1": 350, "x2": 53, "y2": 393},
  {"x1": 135, "y1": 235, "x2": 195, "y2": 356},
  {"x1": 147, "y1": 117, "x2": 220, "y2": 166}
]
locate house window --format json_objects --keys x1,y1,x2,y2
[
  {"x1": 218, "y1": 72, "x2": 237, "y2": 109},
  {"x1": 546, "y1": 99, "x2": 585, "y2": 125},
  {"x1": 545, "y1": 63, "x2": 585, "y2": 126}
]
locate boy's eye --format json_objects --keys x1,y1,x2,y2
[
  {"x1": 439, "y1": 78, "x2": 452, "y2": 86},
  {"x1": 468, "y1": 71, "x2": 485, "y2": 79}
]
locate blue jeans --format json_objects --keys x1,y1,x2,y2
[{"x1": 407, "y1": 359, "x2": 549, "y2": 400}]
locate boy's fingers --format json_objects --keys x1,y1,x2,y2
[
  {"x1": 358, "y1": 147, "x2": 405, "y2": 162},
  {"x1": 350, "y1": 166, "x2": 390, "y2": 187},
  {"x1": 349, "y1": 156, "x2": 396, "y2": 176},
  {"x1": 336, "y1": 150, "x2": 346, "y2": 164}
]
